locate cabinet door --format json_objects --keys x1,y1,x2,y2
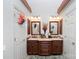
[
  {"x1": 51, "y1": 40, "x2": 63, "y2": 55},
  {"x1": 27, "y1": 40, "x2": 38, "y2": 55},
  {"x1": 38, "y1": 41, "x2": 51, "y2": 56}
]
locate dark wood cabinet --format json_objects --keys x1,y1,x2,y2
[
  {"x1": 27, "y1": 40, "x2": 63, "y2": 56},
  {"x1": 51, "y1": 40, "x2": 63, "y2": 55},
  {"x1": 38, "y1": 41, "x2": 51, "y2": 56},
  {"x1": 27, "y1": 40, "x2": 38, "y2": 55}
]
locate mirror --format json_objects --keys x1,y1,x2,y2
[
  {"x1": 31, "y1": 21, "x2": 41, "y2": 35},
  {"x1": 49, "y1": 21, "x2": 59, "y2": 35}
]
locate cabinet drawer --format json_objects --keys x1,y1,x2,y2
[
  {"x1": 27, "y1": 40, "x2": 38, "y2": 45},
  {"x1": 38, "y1": 41, "x2": 51, "y2": 55},
  {"x1": 39, "y1": 41, "x2": 51, "y2": 44},
  {"x1": 39, "y1": 49, "x2": 51, "y2": 56},
  {"x1": 52, "y1": 40, "x2": 63, "y2": 46}
]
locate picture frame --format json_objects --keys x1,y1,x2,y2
[
  {"x1": 49, "y1": 21, "x2": 59, "y2": 35},
  {"x1": 31, "y1": 21, "x2": 41, "y2": 35}
]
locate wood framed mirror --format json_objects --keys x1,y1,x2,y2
[
  {"x1": 31, "y1": 21, "x2": 41, "y2": 35},
  {"x1": 49, "y1": 21, "x2": 59, "y2": 35}
]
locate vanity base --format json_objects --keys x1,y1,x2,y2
[{"x1": 27, "y1": 39, "x2": 63, "y2": 56}]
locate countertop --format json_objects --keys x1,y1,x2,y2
[{"x1": 27, "y1": 37, "x2": 63, "y2": 41}]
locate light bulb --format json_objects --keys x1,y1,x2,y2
[
  {"x1": 31, "y1": 16, "x2": 33, "y2": 19},
  {"x1": 49, "y1": 16, "x2": 52, "y2": 19},
  {"x1": 38, "y1": 17, "x2": 40, "y2": 19},
  {"x1": 57, "y1": 17, "x2": 60, "y2": 19}
]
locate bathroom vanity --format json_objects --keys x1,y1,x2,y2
[
  {"x1": 27, "y1": 16, "x2": 63, "y2": 56},
  {"x1": 27, "y1": 38, "x2": 63, "y2": 56}
]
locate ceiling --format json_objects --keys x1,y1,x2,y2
[
  {"x1": 26, "y1": 0, "x2": 63, "y2": 23},
  {"x1": 28, "y1": 0, "x2": 63, "y2": 16}
]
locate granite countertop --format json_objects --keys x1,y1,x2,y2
[{"x1": 27, "y1": 37, "x2": 63, "y2": 41}]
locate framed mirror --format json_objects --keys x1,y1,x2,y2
[
  {"x1": 49, "y1": 21, "x2": 59, "y2": 35},
  {"x1": 31, "y1": 21, "x2": 41, "y2": 35}
]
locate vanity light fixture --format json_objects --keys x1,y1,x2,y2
[
  {"x1": 51, "y1": 16, "x2": 55, "y2": 19},
  {"x1": 57, "y1": 16, "x2": 63, "y2": 19},
  {"x1": 34, "y1": 17, "x2": 37, "y2": 20},
  {"x1": 51, "y1": 16, "x2": 62, "y2": 20},
  {"x1": 30, "y1": 16, "x2": 33, "y2": 19},
  {"x1": 49, "y1": 16, "x2": 52, "y2": 19},
  {"x1": 38, "y1": 17, "x2": 41, "y2": 20},
  {"x1": 57, "y1": 17, "x2": 60, "y2": 19},
  {"x1": 57, "y1": 17, "x2": 62, "y2": 19}
]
